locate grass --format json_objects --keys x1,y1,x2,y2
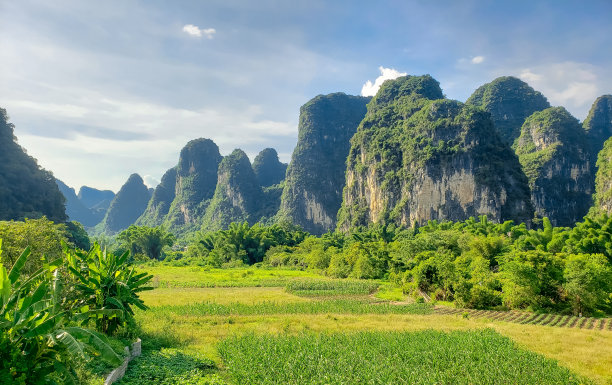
[
  {"x1": 138, "y1": 287, "x2": 309, "y2": 307},
  {"x1": 218, "y1": 329, "x2": 589, "y2": 384},
  {"x1": 143, "y1": 265, "x2": 321, "y2": 288}
]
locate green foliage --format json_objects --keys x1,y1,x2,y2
[
  {"x1": 465, "y1": 76, "x2": 550, "y2": 144},
  {"x1": 0, "y1": 107, "x2": 67, "y2": 223},
  {"x1": 64, "y1": 244, "x2": 153, "y2": 335},
  {"x1": 285, "y1": 279, "x2": 379, "y2": 296},
  {"x1": 187, "y1": 221, "x2": 307, "y2": 266},
  {"x1": 563, "y1": 253, "x2": 612, "y2": 315},
  {"x1": 0, "y1": 242, "x2": 122, "y2": 384},
  {"x1": 65, "y1": 221, "x2": 91, "y2": 251},
  {"x1": 592, "y1": 136, "x2": 612, "y2": 216},
  {"x1": 116, "y1": 349, "x2": 222, "y2": 385},
  {"x1": 117, "y1": 225, "x2": 175, "y2": 260},
  {"x1": 252, "y1": 148, "x2": 287, "y2": 187},
  {"x1": 218, "y1": 329, "x2": 586, "y2": 385},
  {"x1": 0, "y1": 217, "x2": 70, "y2": 275}
]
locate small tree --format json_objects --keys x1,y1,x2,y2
[{"x1": 563, "y1": 253, "x2": 612, "y2": 315}]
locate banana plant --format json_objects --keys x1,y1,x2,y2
[
  {"x1": 0, "y1": 239, "x2": 123, "y2": 385},
  {"x1": 64, "y1": 242, "x2": 153, "y2": 335}
]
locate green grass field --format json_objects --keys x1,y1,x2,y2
[{"x1": 117, "y1": 266, "x2": 612, "y2": 385}]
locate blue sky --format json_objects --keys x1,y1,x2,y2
[{"x1": 1, "y1": 0, "x2": 611, "y2": 191}]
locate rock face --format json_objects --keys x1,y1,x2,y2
[
  {"x1": 338, "y1": 75, "x2": 533, "y2": 230},
  {"x1": 78, "y1": 186, "x2": 115, "y2": 210},
  {"x1": 278, "y1": 93, "x2": 370, "y2": 234},
  {"x1": 592, "y1": 137, "x2": 612, "y2": 215},
  {"x1": 56, "y1": 180, "x2": 102, "y2": 227},
  {"x1": 515, "y1": 107, "x2": 592, "y2": 226},
  {"x1": 136, "y1": 167, "x2": 177, "y2": 227},
  {"x1": 99, "y1": 173, "x2": 150, "y2": 234},
  {"x1": 202, "y1": 149, "x2": 263, "y2": 231},
  {"x1": 466, "y1": 76, "x2": 550, "y2": 145},
  {"x1": 164, "y1": 138, "x2": 222, "y2": 231},
  {"x1": 0, "y1": 108, "x2": 66, "y2": 222},
  {"x1": 252, "y1": 148, "x2": 287, "y2": 187},
  {"x1": 584, "y1": 95, "x2": 612, "y2": 167}
]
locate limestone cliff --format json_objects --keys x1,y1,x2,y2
[
  {"x1": 99, "y1": 173, "x2": 150, "y2": 234},
  {"x1": 338, "y1": 75, "x2": 533, "y2": 230},
  {"x1": 584, "y1": 95, "x2": 612, "y2": 168},
  {"x1": 202, "y1": 149, "x2": 263, "y2": 231},
  {"x1": 466, "y1": 76, "x2": 550, "y2": 145},
  {"x1": 136, "y1": 167, "x2": 177, "y2": 227},
  {"x1": 252, "y1": 148, "x2": 287, "y2": 187},
  {"x1": 515, "y1": 107, "x2": 592, "y2": 226},
  {"x1": 164, "y1": 138, "x2": 222, "y2": 232},
  {"x1": 592, "y1": 137, "x2": 612, "y2": 215},
  {"x1": 278, "y1": 92, "x2": 370, "y2": 234}
]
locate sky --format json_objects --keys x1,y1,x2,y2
[{"x1": 1, "y1": 0, "x2": 611, "y2": 192}]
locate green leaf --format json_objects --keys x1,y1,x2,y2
[
  {"x1": 8, "y1": 246, "x2": 31, "y2": 284},
  {"x1": 65, "y1": 327, "x2": 123, "y2": 366},
  {"x1": 56, "y1": 329, "x2": 86, "y2": 359}
]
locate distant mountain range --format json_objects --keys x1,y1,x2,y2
[{"x1": 3, "y1": 76, "x2": 612, "y2": 237}]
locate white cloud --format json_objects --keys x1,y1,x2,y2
[
  {"x1": 518, "y1": 62, "x2": 600, "y2": 119},
  {"x1": 143, "y1": 175, "x2": 160, "y2": 189},
  {"x1": 361, "y1": 66, "x2": 407, "y2": 96},
  {"x1": 182, "y1": 24, "x2": 216, "y2": 39},
  {"x1": 471, "y1": 56, "x2": 484, "y2": 64}
]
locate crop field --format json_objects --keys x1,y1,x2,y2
[{"x1": 119, "y1": 267, "x2": 612, "y2": 385}]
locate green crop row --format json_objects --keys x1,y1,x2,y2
[
  {"x1": 285, "y1": 278, "x2": 380, "y2": 296},
  {"x1": 148, "y1": 300, "x2": 432, "y2": 317},
  {"x1": 218, "y1": 329, "x2": 590, "y2": 385}
]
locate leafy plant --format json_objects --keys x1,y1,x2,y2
[
  {"x1": 0, "y1": 240, "x2": 122, "y2": 384},
  {"x1": 64, "y1": 243, "x2": 153, "y2": 335}
]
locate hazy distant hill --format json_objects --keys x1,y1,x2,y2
[
  {"x1": 98, "y1": 173, "x2": 150, "y2": 234},
  {"x1": 56, "y1": 180, "x2": 103, "y2": 227}
]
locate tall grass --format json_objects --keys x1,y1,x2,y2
[
  {"x1": 285, "y1": 279, "x2": 379, "y2": 296},
  {"x1": 148, "y1": 300, "x2": 433, "y2": 317},
  {"x1": 218, "y1": 329, "x2": 590, "y2": 385}
]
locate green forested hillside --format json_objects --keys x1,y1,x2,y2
[{"x1": 0, "y1": 108, "x2": 66, "y2": 222}]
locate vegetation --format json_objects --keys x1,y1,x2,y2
[
  {"x1": 0, "y1": 240, "x2": 124, "y2": 384},
  {"x1": 0, "y1": 107, "x2": 66, "y2": 223},
  {"x1": 466, "y1": 76, "x2": 550, "y2": 144},
  {"x1": 252, "y1": 148, "x2": 287, "y2": 187},
  {"x1": 592, "y1": 137, "x2": 612, "y2": 216},
  {"x1": 0, "y1": 217, "x2": 72, "y2": 274},
  {"x1": 583, "y1": 95, "x2": 612, "y2": 167},
  {"x1": 136, "y1": 167, "x2": 177, "y2": 228},
  {"x1": 117, "y1": 225, "x2": 175, "y2": 260},
  {"x1": 64, "y1": 244, "x2": 153, "y2": 335},
  {"x1": 218, "y1": 329, "x2": 587, "y2": 384}
]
